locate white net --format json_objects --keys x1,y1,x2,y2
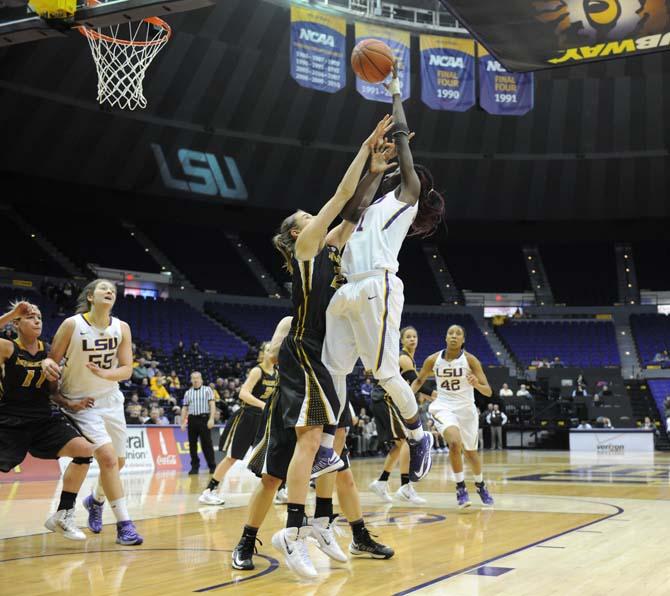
[{"x1": 80, "y1": 17, "x2": 170, "y2": 111}]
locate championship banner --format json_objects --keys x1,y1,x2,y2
[
  {"x1": 290, "y1": 4, "x2": 346, "y2": 93},
  {"x1": 355, "y1": 22, "x2": 410, "y2": 103},
  {"x1": 478, "y1": 44, "x2": 534, "y2": 116},
  {"x1": 420, "y1": 35, "x2": 475, "y2": 112},
  {"x1": 439, "y1": 0, "x2": 670, "y2": 72}
]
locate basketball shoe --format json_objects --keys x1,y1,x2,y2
[
  {"x1": 44, "y1": 509, "x2": 86, "y2": 541},
  {"x1": 199, "y1": 489, "x2": 225, "y2": 506},
  {"x1": 311, "y1": 446, "x2": 345, "y2": 480},
  {"x1": 349, "y1": 527, "x2": 394, "y2": 559},
  {"x1": 408, "y1": 432, "x2": 433, "y2": 482},
  {"x1": 272, "y1": 526, "x2": 317, "y2": 579},
  {"x1": 116, "y1": 520, "x2": 143, "y2": 546},
  {"x1": 308, "y1": 516, "x2": 347, "y2": 562},
  {"x1": 395, "y1": 483, "x2": 427, "y2": 504},
  {"x1": 83, "y1": 493, "x2": 104, "y2": 533},
  {"x1": 368, "y1": 479, "x2": 393, "y2": 503}
]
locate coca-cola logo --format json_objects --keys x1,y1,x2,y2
[{"x1": 157, "y1": 455, "x2": 178, "y2": 465}]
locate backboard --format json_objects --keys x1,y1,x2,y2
[{"x1": 0, "y1": 0, "x2": 213, "y2": 47}]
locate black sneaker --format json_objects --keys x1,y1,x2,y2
[
  {"x1": 231, "y1": 535, "x2": 262, "y2": 570},
  {"x1": 349, "y1": 528, "x2": 394, "y2": 559}
]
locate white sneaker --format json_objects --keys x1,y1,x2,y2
[
  {"x1": 198, "y1": 489, "x2": 225, "y2": 505},
  {"x1": 45, "y1": 509, "x2": 86, "y2": 541},
  {"x1": 274, "y1": 487, "x2": 288, "y2": 504},
  {"x1": 395, "y1": 483, "x2": 427, "y2": 504},
  {"x1": 368, "y1": 479, "x2": 393, "y2": 503},
  {"x1": 308, "y1": 517, "x2": 347, "y2": 562},
  {"x1": 272, "y1": 526, "x2": 317, "y2": 579}
]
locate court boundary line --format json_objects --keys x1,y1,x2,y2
[{"x1": 392, "y1": 499, "x2": 624, "y2": 596}]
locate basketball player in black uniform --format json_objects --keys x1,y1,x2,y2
[
  {"x1": 234, "y1": 119, "x2": 397, "y2": 579},
  {"x1": 0, "y1": 301, "x2": 95, "y2": 540},
  {"x1": 199, "y1": 342, "x2": 278, "y2": 505}
]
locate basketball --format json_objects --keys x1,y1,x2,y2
[{"x1": 351, "y1": 39, "x2": 395, "y2": 83}]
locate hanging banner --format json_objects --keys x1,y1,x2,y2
[
  {"x1": 420, "y1": 35, "x2": 475, "y2": 112},
  {"x1": 354, "y1": 22, "x2": 410, "y2": 103},
  {"x1": 290, "y1": 4, "x2": 346, "y2": 93},
  {"x1": 478, "y1": 44, "x2": 534, "y2": 116},
  {"x1": 439, "y1": 1, "x2": 670, "y2": 72}
]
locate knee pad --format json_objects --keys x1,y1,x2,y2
[
  {"x1": 378, "y1": 374, "x2": 418, "y2": 420},
  {"x1": 72, "y1": 457, "x2": 93, "y2": 465}
]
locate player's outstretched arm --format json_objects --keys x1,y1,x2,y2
[
  {"x1": 411, "y1": 352, "x2": 439, "y2": 395},
  {"x1": 388, "y1": 62, "x2": 420, "y2": 206},
  {"x1": 268, "y1": 316, "x2": 293, "y2": 363},
  {"x1": 295, "y1": 116, "x2": 392, "y2": 260}
]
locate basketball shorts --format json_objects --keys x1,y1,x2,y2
[
  {"x1": 429, "y1": 401, "x2": 479, "y2": 451},
  {"x1": 62, "y1": 389, "x2": 127, "y2": 457},
  {"x1": 278, "y1": 332, "x2": 342, "y2": 429},
  {"x1": 219, "y1": 406, "x2": 263, "y2": 460},
  {"x1": 248, "y1": 391, "x2": 351, "y2": 481},
  {"x1": 370, "y1": 387, "x2": 407, "y2": 446},
  {"x1": 323, "y1": 271, "x2": 404, "y2": 381},
  {"x1": 0, "y1": 413, "x2": 82, "y2": 473}
]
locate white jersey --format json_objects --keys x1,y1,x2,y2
[
  {"x1": 60, "y1": 314, "x2": 123, "y2": 399},
  {"x1": 342, "y1": 190, "x2": 418, "y2": 277},
  {"x1": 433, "y1": 350, "x2": 474, "y2": 408}
]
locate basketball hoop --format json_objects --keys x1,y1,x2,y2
[{"x1": 78, "y1": 13, "x2": 171, "y2": 110}]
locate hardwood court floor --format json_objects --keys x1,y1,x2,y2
[{"x1": 1, "y1": 450, "x2": 670, "y2": 595}]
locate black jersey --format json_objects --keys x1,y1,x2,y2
[
  {"x1": 247, "y1": 365, "x2": 278, "y2": 409},
  {"x1": 289, "y1": 244, "x2": 343, "y2": 340},
  {"x1": 400, "y1": 349, "x2": 416, "y2": 370},
  {"x1": 0, "y1": 340, "x2": 51, "y2": 419}
]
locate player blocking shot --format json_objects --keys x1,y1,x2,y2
[
  {"x1": 322, "y1": 62, "x2": 446, "y2": 484},
  {"x1": 412, "y1": 325, "x2": 495, "y2": 508},
  {"x1": 41, "y1": 279, "x2": 143, "y2": 545},
  {"x1": 0, "y1": 301, "x2": 94, "y2": 540}
]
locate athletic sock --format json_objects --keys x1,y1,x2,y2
[
  {"x1": 207, "y1": 478, "x2": 220, "y2": 491},
  {"x1": 400, "y1": 473, "x2": 410, "y2": 486},
  {"x1": 405, "y1": 418, "x2": 424, "y2": 441},
  {"x1": 57, "y1": 491, "x2": 77, "y2": 512},
  {"x1": 350, "y1": 518, "x2": 366, "y2": 542},
  {"x1": 314, "y1": 497, "x2": 333, "y2": 520},
  {"x1": 473, "y1": 473, "x2": 483, "y2": 484},
  {"x1": 379, "y1": 470, "x2": 390, "y2": 482},
  {"x1": 110, "y1": 497, "x2": 130, "y2": 522},
  {"x1": 454, "y1": 471, "x2": 465, "y2": 483},
  {"x1": 286, "y1": 503, "x2": 305, "y2": 529},
  {"x1": 242, "y1": 525, "x2": 259, "y2": 540},
  {"x1": 94, "y1": 482, "x2": 106, "y2": 503},
  {"x1": 320, "y1": 426, "x2": 336, "y2": 449}
]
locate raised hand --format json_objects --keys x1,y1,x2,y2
[
  {"x1": 370, "y1": 138, "x2": 397, "y2": 175},
  {"x1": 363, "y1": 114, "x2": 394, "y2": 150},
  {"x1": 12, "y1": 301, "x2": 33, "y2": 319},
  {"x1": 383, "y1": 132, "x2": 415, "y2": 161}
]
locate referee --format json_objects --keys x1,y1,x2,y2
[{"x1": 180, "y1": 371, "x2": 217, "y2": 474}]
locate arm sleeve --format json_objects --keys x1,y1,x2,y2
[{"x1": 401, "y1": 369, "x2": 418, "y2": 384}]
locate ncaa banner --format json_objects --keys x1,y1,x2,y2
[
  {"x1": 290, "y1": 5, "x2": 346, "y2": 93},
  {"x1": 420, "y1": 35, "x2": 475, "y2": 112},
  {"x1": 439, "y1": 1, "x2": 670, "y2": 72},
  {"x1": 355, "y1": 22, "x2": 410, "y2": 103},
  {"x1": 478, "y1": 44, "x2": 534, "y2": 116}
]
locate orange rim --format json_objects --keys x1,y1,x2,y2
[{"x1": 77, "y1": 16, "x2": 171, "y2": 46}]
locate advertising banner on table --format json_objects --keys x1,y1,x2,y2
[
  {"x1": 146, "y1": 427, "x2": 181, "y2": 471},
  {"x1": 478, "y1": 44, "x2": 534, "y2": 116},
  {"x1": 290, "y1": 4, "x2": 346, "y2": 93},
  {"x1": 439, "y1": 1, "x2": 670, "y2": 72},
  {"x1": 420, "y1": 34, "x2": 475, "y2": 112},
  {"x1": 354, "y1": 22, "x2": 410, "y2": 103}
]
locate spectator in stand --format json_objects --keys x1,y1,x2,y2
[
  {"x1": 215, "y1": 377, "x2": 226, "y2": 395},
  {"x1": 190, "y1": 342, "x2": 202, "y2": 357},
  {"x1": 478, "y1": 407, "x2": 488, "y2": 450},
  {"x1": 139, "y1": 407, "x2": 150, "y2": 424},
  {"x1": 126, "y1": 391, "x2": 144, "y2": 408},
  {"x1": 132, "y1": 358, "x2": 151, "y2": 383},
  {"x1": 208, "y1": 382, "x2": 221, "y2": 402},
  {"x1": 126, "y1": 404, "x2": 142, "y2": 425},
  {"x1": 642, "y1": 417, "x2": 657, "y2": 432},
  {"x1": 572, "y1": 382, "x2": 588, "y2": 398},
  {"x1": 576, "y1": 420, "x2": 592, "y2": 430},
  {"x1": 173, "y1": 341, "x2": 186, "y2": 360},
  {"x1": 541, "y1": 358, "x2": 551, "y2": 368},
  {"x1": 653, "y1": 350, "x2": 669, "y2": 363},
  {"x1": 486, "y1": 404, "x2": 507, "y2": 450},
  {"x1": 144, "y1": 408, "x2": 163, "y2": 425},
  {"x1": 516, "y1": 384, "x2": 531, "y2": 399},
  {"x1": 166, "y1": 369, "x2": 181, "y2": 393},
  {"x1": 138, "y1": 377, "x2": 152, "y2": 399},
  {"x1": 598, "y1": 384, "x2": 612, "y2": 399},
  {"x1": 601, "y1": 417, "x2": 614, "y2": 429},
  {"x1": 551, "y1": 356, "x2": 564, "y2": 368},
  {"x1": 499, "y1": 383, "x2": 513, "y2": 398},
  {"x1": 145, "y1": 360, "x2": 157, "y2": 379},
  {"x1": 151, "y1": 375, "x2": 170, "y2": 400},
  {"x1": 172, "y1": 406, "x2": 182, "y2": 426},
  {"x1": 664, "y1": 397, "x2": 670, "y2": 433},
  {"x1": 362, "y1": 417, "x2": 378, "y2": 456},
  {"x1": 360, "y1": 376, "x2": 373, "y2": 408},
  {"x1": 157, "y1": 407, "x2": 169, "y2": 425}
]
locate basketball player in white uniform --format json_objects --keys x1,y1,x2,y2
[
  {"x1": 412, "y1": 325, "x2": 495, "y2": 508},
  {"x1": 41, "y1": 279, "x2": 143, "y2": 544},
  {"x1": 322, "y1": 63, "x2": 445, "y2": 483}
]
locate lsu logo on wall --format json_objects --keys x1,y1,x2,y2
[
  {"x1": 533, "y1": 0, "x2": 670, "y2": 63},
  {"x1": 298, "y1": 28, "x2": 335, "y2": 47}
]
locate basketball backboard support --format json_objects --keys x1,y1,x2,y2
[{"x1": 0, "y1": 0, "x2": 213, "y2": 47}]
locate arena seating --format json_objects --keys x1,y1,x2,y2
[
  {"x1": 0, "y1": 224, "x2": 69, "y2": 277},
  {"x1": 496, "y1": 319, "x2": 620, "y2": 367},
  {"x1": 630, "y1": 314, "x2": 670, "y2": 366},
  {"x1": 114, "y1": 296, "x2": 249, "y2": 358},
  {"x1": 206, "y1": 301, "x2": 291, "y2": 345},
  {"x1": 647, "y1": 380, "x2": 670, "y2": 423}
]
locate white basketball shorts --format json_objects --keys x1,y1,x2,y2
[
  {"x1": 429, "y1": 401, "x2": 479, "y2": 451},
  {"x1": 322, "y1": 271, "x2": 404, "y2": 380}
]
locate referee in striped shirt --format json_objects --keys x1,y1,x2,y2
[{"x1": 180, "y1": 371, "x2": 217, "y2": 474}]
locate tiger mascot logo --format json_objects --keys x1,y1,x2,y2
[{"x1": 533, "y1": 0, "x2": 670, "y2": 44}]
